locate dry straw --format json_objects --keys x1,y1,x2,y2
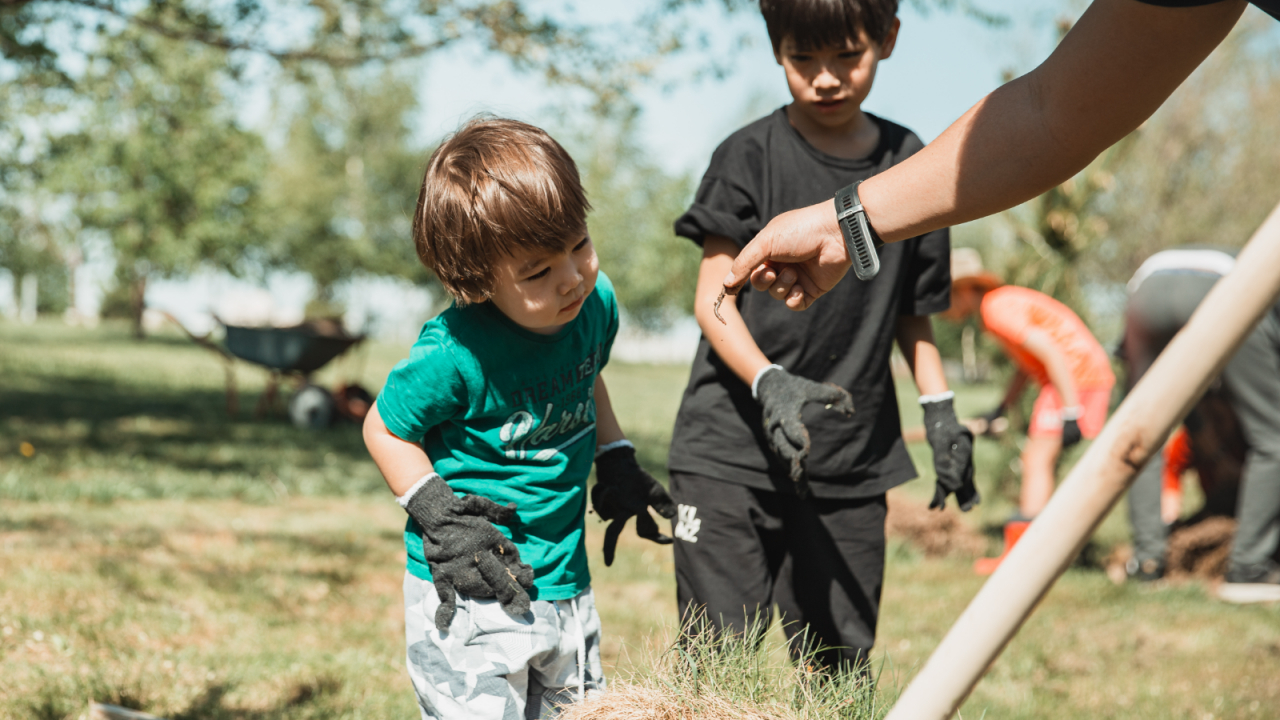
[{"x1": 560, "y1": 616, "x2": 892, "y2": 720}]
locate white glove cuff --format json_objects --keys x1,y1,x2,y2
[
  {"x1": 595, "y1": 438, "x2": 634, "y2": 458},
  {"x1": 1060, "y1": 406, "x2": 1084, "y2": 421},
  {"x1": 752, "y1": 364, "x2": 785, "y2": 400},
  {"x1": 918, "y1": 391, "x2": 956, "y2": 405},
  {"x1": 397, "y1": 472, "x2": 441, "y2": 508}
]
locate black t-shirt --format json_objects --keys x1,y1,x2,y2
[
  {"x1": 1136, "y1": 0, "x2": 1279, "y2": 21},
  {"x1": 668, "y1": 108, "x2": 951, "y2": 499}
]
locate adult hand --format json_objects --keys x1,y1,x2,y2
[
  {"x1": 402, "y1": 474, "x2": 535, "y2": 631},
  {"x1": 592, "y1": 443, "x2": 678, "y2": 566},
  {"x1": 1061, "y1": 418, "x2": 1083, "y2": 449},
  {"x1": 723, "y1": 202, "x2": 850, "y2": 311},
  {"x1": 755, "y1": 366, "x2": 855, "y2": 498},
  {"x1": 922, "y1": 397, "x2": 979, "y2": 512}
]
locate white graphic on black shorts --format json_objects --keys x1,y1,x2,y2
[{"x1": 674, "y1": 504, "x2": 701, "y2": 543}]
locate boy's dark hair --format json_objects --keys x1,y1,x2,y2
[
  {"x1": 413, "y1": 116, "x2": 590, "y2": 304},
  {"x1": 760, "y1": 0, "x2": 899, "y2": 51}
]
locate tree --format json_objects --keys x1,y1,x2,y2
[
  {"x1": 259, "y1": 68, "x2": 427, "y2": 309},
  {"x1": 1090, "y1": 15, "x2": 1280, "y2": 282},
  {"x1": 575, "y1": 116, "x2": 700, "y2": 329},
  {"x1": 54, "y1": 24, "x2": 268, "y2": 337}
]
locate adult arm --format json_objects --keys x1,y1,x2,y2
[
  {"x1": 726, "y1": 0, "x2": 1248, "y2": 309},
  {"x1": 363, "y1": 399, "x2": 435, "y2": 496}
]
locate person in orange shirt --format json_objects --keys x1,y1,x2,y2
[{"x1": 945, "y1": 249, "x2": 1115, "y2": 574}]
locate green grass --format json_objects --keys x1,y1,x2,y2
[{"x1": 2, "y1": 319, "x2": 1278, "y2": 719}]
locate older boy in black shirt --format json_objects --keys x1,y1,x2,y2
[{"x1": 668, "y1": 0, "x2": 976, "y2": 672}]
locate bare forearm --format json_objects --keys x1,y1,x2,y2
[
  {"x1": 895, "y1": 315, "x2": 948, "y2": 397},
  {"x1": 593, "y1": 376, "x2": 626, "y2": 446},
  {"x1": 363, "y1": 400, "x2": 434, "y2": 496},
  {"x1": 696, "y1": 236, "x2": 772, "y2": 385},
  {"x1": 860, "y1": 0, "x2": 1244, "y2": 243},
  {"x1": 1021, "y1": 332, "x2": 1080, "y2": 407}
]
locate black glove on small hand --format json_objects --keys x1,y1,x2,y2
[
  {"x1": 922, "y1": 397, "x2": 979, "y2": 512},
  {"x1": 402, "y1": 474, "x2": 535, "y2": 632},
  {"x1": 1061, "y1": 418, "x2": 1083, "y2": 449},
  {"x1": 755, "y1": 366, "x2": 855, "y2": 499},
  {"x1": 592, "y1": 444, "x2": 678, "y2": 567}
]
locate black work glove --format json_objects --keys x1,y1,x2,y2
[
  {"x1": 592, "y1": 443, "x2": 678, "y2": 566},
  {"x1": 402, "y1": 474, "x2": 535, "y2": 632},
  {"x1": 1061, "y1": 418, "x2": 1083, "y2": 449},
  {"x1": 755, "y1": 366, "x2": 855, "y2": 499},
  {"x1": 922, "y1": 396, "x2": 979, "y2": 512}
]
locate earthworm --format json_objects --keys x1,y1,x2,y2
[{"x1": 713, "y1": 284, "x2": 743, "y2": 325}]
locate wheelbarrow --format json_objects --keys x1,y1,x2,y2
[
  {"x1": 223, "y1": 320, "x2": 366, "y2": 426},
  {"x1": 160, "y1": 312, "x2": 368, "y2": 427}
]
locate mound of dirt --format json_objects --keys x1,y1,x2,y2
[
  {"x1": 1105, "y1": 516, "x2": 1237, "y2": 584},
  {"x1": 1166, "y1": 516, "x2": 1236, "y2": 581},
  {"x1": 885, "y1": 492, "x2": 986, "y2": 558}
]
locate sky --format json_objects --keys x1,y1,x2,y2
[
  {"x1": 414, "y1": 0, "x2": 1070, "y2": 175},
  {"x1": 67, "y1": 0, "x2": 1079, "y2": 338}
]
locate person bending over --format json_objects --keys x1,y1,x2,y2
[
  {"x1": 363, "y1": 118, "x2": 676, "y2": 719},
  {"x1": 945, "y1": 249, "x2": 1114, "y2": 574}
]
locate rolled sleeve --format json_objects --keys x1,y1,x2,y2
[
  {"x1": 674, "y1": 176, "x2": 762, "y2": 248},
  {"x1": 899, "y1": 229, "x2": 953, "y2": 316}
]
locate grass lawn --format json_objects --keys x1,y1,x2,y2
[{"x1": 1, "y1": 320, "x2": 1277, "y2": 719}]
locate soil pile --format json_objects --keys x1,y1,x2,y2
[
  {"x1": 1166, "y1": 516, "x2": 1236, "y2": 581},
  {"x1": 885, "y1": 493, "x2": 986, "y2": 558}
]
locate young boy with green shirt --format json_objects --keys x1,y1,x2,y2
[{"x1": 363, "y1": 117, "x2": 676, "y2": 719}]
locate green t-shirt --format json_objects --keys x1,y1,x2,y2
[{"x1": 377, "y1": 273, "x2": 619, "y2": 601}]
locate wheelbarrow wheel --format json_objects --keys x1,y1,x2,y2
[{"x1": 289, "y1": 384, "x2": 336, "y2": 430}]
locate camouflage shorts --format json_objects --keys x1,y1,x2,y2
[{"x1": 403, "y1": 573, "x2": 606, "y2": 720}]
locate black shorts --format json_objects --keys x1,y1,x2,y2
[{"x1": 670, "y1": 471, "x2": 887, "y2": 669}]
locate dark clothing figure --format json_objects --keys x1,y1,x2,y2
[
  {"x1": 1122, "y1": 250, "x2": 1280, "y2": 594},
  {"x1": 669, "y1": 108, "x2": 951, "y2": 666},
  {"x1": 670, "y1": 109, "x2": 951, "y2": 499}
]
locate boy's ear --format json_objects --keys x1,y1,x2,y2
[{"x1": 879, "y1": 18, "x2": 902, "y2": 60}]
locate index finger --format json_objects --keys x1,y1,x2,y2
[{"x1": 725, "y1": 235, "x2": 774, "y2": 291}]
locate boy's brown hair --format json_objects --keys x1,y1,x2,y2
[
  {"x1": 413, "y1": 117, "x2": 590, "y2": 304},
  {"x1": 760, "y1": 0, "x2": 899, "y2": 51}
]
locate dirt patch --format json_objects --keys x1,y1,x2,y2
[
  {"x1": 1166, "y1": 517, "x2": 1236, "y2": 581},
  {"x1": 885, "y1": 492, "x2": 986, "y2": 558},
  {"x1": 1105, "y1": 517, "x2": 1237, "y2": 584}
]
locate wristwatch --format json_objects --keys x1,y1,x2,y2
[{"x1": 834, "y1": 181, "x2": 881, "y2": 281}]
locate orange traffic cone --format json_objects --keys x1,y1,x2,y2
[{"x1": 974, "y1": 520, "x2": 1031, "y2": 575}]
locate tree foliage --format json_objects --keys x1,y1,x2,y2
[
  {"x1": 576, "y1": 118, "x2": 700, "y2": 330},
  {"x1": 1091, "y1": 16, "x2": 1280, "y2": 281},
  {"x1": 260, "y1": 68, "x2": 427, "y2": 305},
  {"x1": 52, "y1": 23, "x2": 267, "y2": 336}
]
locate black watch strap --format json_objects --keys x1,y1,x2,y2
[{"x1": 834, "y1": 181, "x2": 881, "y2": 281}]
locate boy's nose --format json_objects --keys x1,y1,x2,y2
[
  {"x1": 814, "y1": 68, "x2": 840, "y2": 89},
  {"x1": 559, "y1": 265, "x2": 583, "y2": 294}
]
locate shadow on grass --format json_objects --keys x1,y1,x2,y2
[
  {"x1": 1, "y1": 363, "x2": 382, "y2": 501},
  {"x1": 26, "y1": 676, "x2": 355, "y2": 720}
]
